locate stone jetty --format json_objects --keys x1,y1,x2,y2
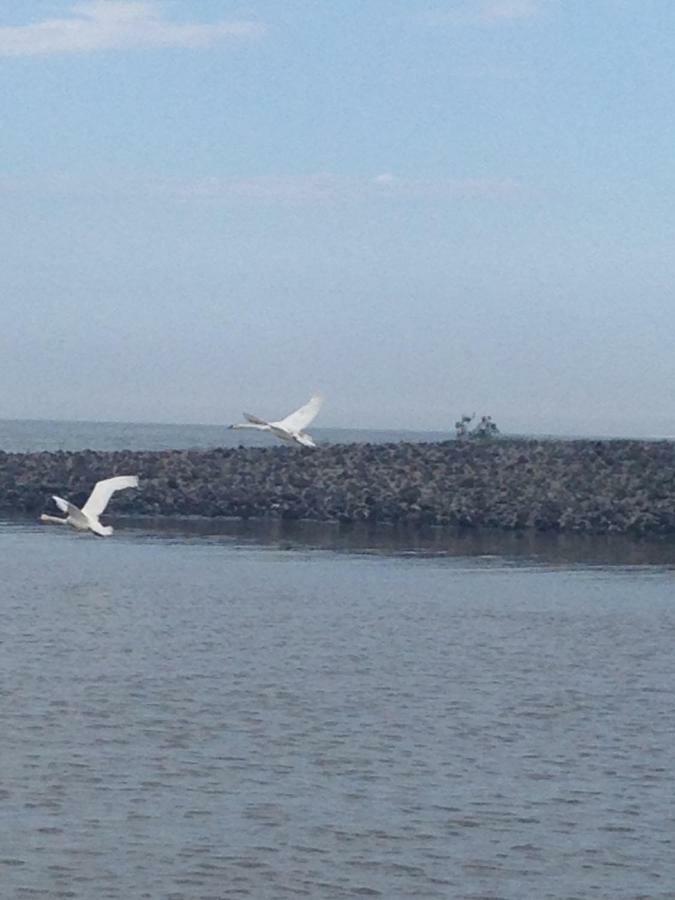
[{"x1": 2, "y1": 439, "x2": 675, "y2": 535}]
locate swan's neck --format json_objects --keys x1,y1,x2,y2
[{"x1": 40, "y1": 514, "x2": 67, "y2": 525}]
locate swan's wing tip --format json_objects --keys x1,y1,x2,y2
[{"x1": 95, "y1": 474, "x2": 139, "y2": 490}]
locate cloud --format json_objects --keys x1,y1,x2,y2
[
  {"x1": 170, "y1": 173, "x2": 353, "y2": 204},
  {"x1": 0, "y1": 1, "x2": 265, "y2": 57},
  {"x1": 167, "y1": 172, "x2": 520, "y2": 204},
  {"x1": 0, "y1": 170, "x2": 520, "y2": 205},
  {"x1": 423, "y1": 0, "x2": 543, "y2": 27}
]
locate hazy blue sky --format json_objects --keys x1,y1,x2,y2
[{"x1": 1, "y1": 0, "x2": 674, "y2": 435}]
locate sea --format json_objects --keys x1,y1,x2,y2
[
  {"x1": 0, "y1": 418, "x2": 452, "y2": 454},
  {"x1": 1, "y1": 419, "x2": 674, "y2": 899}
]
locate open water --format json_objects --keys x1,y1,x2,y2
[
  {"x1": 0, "y1": 418, "x2": 451, "y2": 453},
  {"x1": 1, "y1": 419, "x2": 675, "y2": 898},
  {"x1": 2, "y1": 514, "x2": 675, "y2": 900}
]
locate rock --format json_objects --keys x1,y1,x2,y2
[{"x1": 2, "y1": 438, "x2": 675, "y2": 536}]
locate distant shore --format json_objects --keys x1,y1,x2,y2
[{"x1": 2, "y1": 438, "x2": 675, "y2": 535}]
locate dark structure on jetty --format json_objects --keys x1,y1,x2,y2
[{"x1": 2, "y1": 439, "x2": 675, "y2": 536}]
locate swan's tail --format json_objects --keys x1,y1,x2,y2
[{"x1": 89, "y1": 520, "x2": 113, "y2": 537}]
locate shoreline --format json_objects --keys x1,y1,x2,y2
[{"x1": 2, "y1": 438, "x2": 675, "y2": 536}]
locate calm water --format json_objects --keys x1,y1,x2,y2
[
  {"x1": 0, "y1": 418, "x2": 452, "y2": 453},
  {"x1": 2, "y1": 515, "x2": 675, "y2": 900}
]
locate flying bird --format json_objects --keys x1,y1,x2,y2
[
  {"x1": 40, "y1": 475, "x2": 139, "y2": 536},
  {"x1": 230, "y1": 394, "x2": 323, "y2": 448}
]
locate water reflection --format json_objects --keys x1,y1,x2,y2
[
  {"x1": 4, "y1": 512, "x2": 675, "y2": 567},
  {"x1": 109, "y1": 517, "x2": 675, "y2": 568}
]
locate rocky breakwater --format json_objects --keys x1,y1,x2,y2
[{"x1": 2, "y1": 439, "x2": 675, "y2": 535}]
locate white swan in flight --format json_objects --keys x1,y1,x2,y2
[
  {"x1": 230, "y1": 394, "x2": 323, "y2": 448},
  {"x1": 40, "y1": 475, "x2": 139, "y2": 536}
]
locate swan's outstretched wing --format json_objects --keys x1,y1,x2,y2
[
  {"x1": 82, "y1": 475, "x2": 139, "y2": 519},
  {"x1": 53, "y1": 495, "x2": 72, "y2": 514},
  {"x1": 244, "y1": 412, "x2": 270, "y2": 426},
  {"x1": 52, "y1": 495, "x2": 89, "y2": 528},
  {"x1": 275, "y1": 395, "x2": 323, "y2": 433}
]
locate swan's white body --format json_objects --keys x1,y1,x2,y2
[
  {"x1": 40, "y1": 475, "x2": 139, "y2": 536},
  {"x1": 230, "y1": 395, "x2": 323, "y2": 448}
]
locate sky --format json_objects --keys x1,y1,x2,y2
[{"x1": 1, "y1": 0, "x2": 675, "y2": 436}]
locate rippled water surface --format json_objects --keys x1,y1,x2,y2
[{"x1": 2, "y1": 520, "x2": 675, "y2": 899}]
